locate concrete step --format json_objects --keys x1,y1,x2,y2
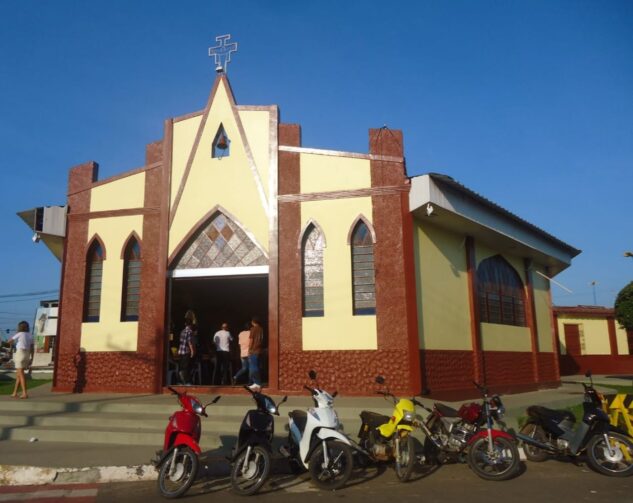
[{"x1": 0, "y1": 395, "x2": 396, "y2": 448}]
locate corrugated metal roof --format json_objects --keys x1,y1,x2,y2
[{"x1": 424, "y1": 172, "x2": 581, "y2": 257}]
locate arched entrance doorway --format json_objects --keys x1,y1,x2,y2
[{"x1": 166, "y1": 210, "x2": 269, "y2": 387}]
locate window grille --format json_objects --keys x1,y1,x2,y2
[
  {"x1": 351, "y1": 221, "x2": 376, "y2": 315},
  {"x1": 477, "y1": 255, "x2": 526, "y2": 326},
  {"x1": 84, "y1": 241, "x2": 104, "y2": 322},
  {"x1": 121, "y1": 238, "x2": 141, "y2": 321}
]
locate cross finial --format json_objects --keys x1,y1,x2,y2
[{"x1": 208, "y1": 34, "x2": 238, "y2": 73}]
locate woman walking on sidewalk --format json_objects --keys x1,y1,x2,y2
[{"x1": 10, "y1": 321, "x2": 34, "y2": 399}]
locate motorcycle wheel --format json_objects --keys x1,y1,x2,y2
[
  {"x1": 394, "y1": 433, "x2": 415, "y2": 482},
  {"x1": 467, "y1": 436, "x2": 520, "y2": 481},
  {"x1": 308, "y1": 440, "x2": 354, "y2": 490},
  {"x1": 586, "y1": 432, "x2": 633, "y2": 477},
  {"x1": 157, "y1": 446, "x2": 198, "y2": 499},
  {"x1": 231, "y1": 445, "x2": 271, "y2": 495},
  {"x1": 519, "y1": 423, "x2": 549, "y2": 462}
]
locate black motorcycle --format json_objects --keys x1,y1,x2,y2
[
  {"x1": 517, "y1": 371, "x2": 633, "y2": 477},
  {"x1": 230, "y1": 386, "x2": 287, "y2": 495}
]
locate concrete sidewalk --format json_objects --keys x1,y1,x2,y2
[{"x1": 0, "y1": 374, "x2": 629, "y2": 486}]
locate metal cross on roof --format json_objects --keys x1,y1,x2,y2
[{"x1": 208, "y1": 34, "x2": 238, "y2": 73}]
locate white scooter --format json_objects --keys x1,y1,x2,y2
[{"x1": 280, "y1": 370, "x2": 355, "y2": 490}]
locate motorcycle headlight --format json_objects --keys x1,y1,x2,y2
[
  {"x1": 403, "y1": 410, "x2": 415, "y2": 422},
  {"x1": 191, "y1": 398, "x2": 203, "y2": 415},
  {"x1": 265, "y1": 397, "x2": 278, "y2": 415}
]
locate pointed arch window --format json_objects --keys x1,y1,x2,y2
[
  {"x1": 477, "y1": 255, "x2": 526, "y2": 326},
  {"x1": 84, "y1": 240, "x2": 104, "y2": 322},
  {"x1": 212, "y1": 123, "x2": 230, "y2": 158},
  {"x1": 350, "y1": 220, "x2": 376, "y2": 315},
  {"x1": 302, "y1": 223, "x2": 325, "y2": 317},
  {"x1": 121, "y1": 237, "x2": 142, "y2": 321}
]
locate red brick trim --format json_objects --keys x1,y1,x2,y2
[
  {"x1": 346, "y1": 214, "x2": 376, "y2": 244},
  {"x1": 169, "y1": 76, "x2": 224, "y2": 226},
  {"x1": 277, "y1": 124, "x2": 302, "y2": 389},
  {"x1": 524, "y1": 259, "x2": 540, "y2": 382},
  {"x1": 86, "y1": 233, "x2": 107, "y2": 260},
  {"x1": 54, "y1": 162, "x2": 98, "y2": 392},
  {"x1": 119, "y1": 231, "x2": 142, "y2": 259},
  {"x1": 465, "y1": 236, "x2": 483, "y2": 383},
  {"x1": 369, "y1": 128, "x2": 419, "y2": 395},
  {"x1": 89, "y1": 162, "x2": 161, "y2": 190},
  {"x1": 560, "y1": 354, "x2": 633, "y2": 375},
  {"x1": 607, "y1": 317, "x2": 618, "y2": 355},
  {"x1": 69, "y1": 208, "x2": 159, "y2": 220}
]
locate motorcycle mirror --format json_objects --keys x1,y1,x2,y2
[
  {"x1": 332, "y1": 390, "x2": 338, "y2": 398},
  {"x1": 585, "y1": 369, "x2": 592, "y2": 378},
  {"x1": 212, "y1": 396, "x2": 221, "y2": 403},
  {"x1": 280, "y1": 395, "x2": 288, "y2": 404},
  {"x1": 308, "y1": 370, "x2": 317, "y2": 380},
  {"x1": 375, "y1": 375, "x2": 385, "y2": 385}
]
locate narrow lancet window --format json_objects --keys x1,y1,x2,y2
[
  {"x1": 302, "y1": 224, "x2": 325, "y2": 317},
  {"x1": 121, "y1": 237, "x2": 141, "y2": 321},
  {"x1": 351, "y1": 221, "x2": 376, "y2": 315},
  {"x1": 84, "y1": 240, "x2": 104, "y2": 322}
]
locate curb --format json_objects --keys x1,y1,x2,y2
[{"x1": 0, "y1": 464, "x2": 157, "y2": 486}]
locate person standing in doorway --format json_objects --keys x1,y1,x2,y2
[
  {"x1": 10, "y1": 321, "x2": 34, "y2": 399},
  {"x1": 247, "y1": 317, "x2": 263, "y2": 392},
  {"x1": 233, "y1": 322, "x2": 251, "y2": 384},
  {"x1": 178, "y1": 310, "x2": 197, "y2": 385},
  {"x1": 213, "y1": 322, "x2": 233, "y2": 385}
]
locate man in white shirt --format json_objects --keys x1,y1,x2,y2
[{"x1": 213, "y1": 322, "x2": 233, "y2": 385}]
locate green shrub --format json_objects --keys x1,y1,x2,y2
[{"x1": 615, "y1": 281, "x2": 633, "y2": 331}]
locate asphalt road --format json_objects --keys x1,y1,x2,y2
[{"x1": 93, "y1": 460, "x2": 633, "y2": 503}]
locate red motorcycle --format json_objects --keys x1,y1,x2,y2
[
  {"x1": 152, "y1": 387, "x2": 221, "y2": 498},
  {"x1": 417, "y1": 382, "x2": 520, "y2": 481}
]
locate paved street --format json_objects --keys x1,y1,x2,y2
[
  {"x1": 91, "y1": 460, "x2": 631, "y2": 503},
  {"x1": 2, "y1": 458, "x2": 632, "y2": 502}
]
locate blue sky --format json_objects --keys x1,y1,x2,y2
[{"x1": 1, "y1": 0, "x2": 632, "y2": 337}]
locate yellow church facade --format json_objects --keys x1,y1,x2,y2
[{"x1": 44, "y1": 72, "x2": 580, "y2": 397}]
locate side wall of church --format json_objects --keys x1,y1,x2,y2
[{"x1": 414, "y1": 222, "x2": 559, "y2": 398}]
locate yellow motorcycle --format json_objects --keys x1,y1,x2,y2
[{"x1": 357, "y1": 376, "x2": 417, "y2": 481}]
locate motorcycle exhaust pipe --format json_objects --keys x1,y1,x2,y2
[{"x1": 515, "y1": 433, "x2": 555, "y2": 452}]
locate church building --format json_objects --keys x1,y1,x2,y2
[{"x1": 21, "y1": 40, "x2": 580, "y2": 397}]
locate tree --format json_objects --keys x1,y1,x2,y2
[{"x1": 615, "y1": 281, "x2": 633, "y2": 330}]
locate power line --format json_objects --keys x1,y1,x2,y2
[{"x1": 0, "y1": 289, "x2": 58, "y2": 299}]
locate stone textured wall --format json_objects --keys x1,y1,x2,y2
[
  {"x1": 55, "y1": 351, "x2": 155, "y2": 393},
  {"x1": 279, "y1": 349, "x2": 411, "y2": 395}
]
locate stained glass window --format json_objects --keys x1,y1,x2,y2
[
  {"x1": 351, "y1": 221, "x2": 376, "y2": 315},
  {"x1": 477, "y1": 255, "x2": 526, "y2": 327},
  {"x1": 302, "y1": 224, "x2": 324, "y2": 317},
  {"x1": 121, "y1": 238, "x2": 141, "y2": 321}
]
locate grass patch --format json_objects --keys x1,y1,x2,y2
[
  {"x1": 600, "y1": 385, "x2": 633, "y2": 395},
  {"x1": 0, "y1": 378, "x2": 52, "y2": 395}
]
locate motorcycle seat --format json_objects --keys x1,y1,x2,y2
[
  {"x1": 526, "y1": 405, "x2": 576, "y2": 424},
  {"x1": 434, "y1": 403, "x2": 460, "y2": 418},
  {"x1": 360, "y1": 410, "x2": 391, "y2": 430},
  {"x1": 289, "y1": 410, "x2": 308, "y2": 435}
]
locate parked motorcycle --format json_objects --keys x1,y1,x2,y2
[
  {"x1": 152, "y1": 387, "x2": 221, "y2": 498},
  {"x1": 419, "y1": 382, "x2": 520, "y2": 481},
  {"x1": 517, "y1": 370, "x2": 633, "y2": 477},
  {"x1": 280, "y1": 370, "x2": 355, "y2": 490},
  {"x1": 357, "y1": 376, "x2": 417, "y2": 481},
  {"x1": 230, "y1": 386, "x2": 288, "y2": 495}
]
